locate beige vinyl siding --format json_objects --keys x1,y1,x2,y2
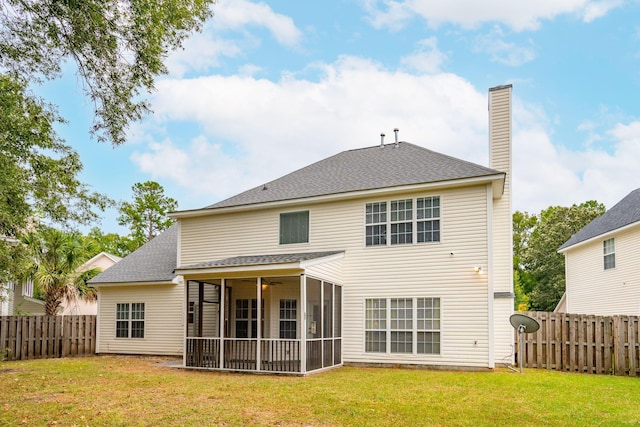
[
  {"x1": 180, "y1": 184, "x2": 494, "y2": 368},
  {"x1": 97, "y1": 283, "x2": 183, "y2": 355},
  {"x1": 489, "y1": 86, "x2": 514, "y2": 365},
  {"x1": 565, "y1": 224, "x2": 640, "y2": 315},
  {"x1": 306, "y1": 258, "x2": 344, "y2": 285}
]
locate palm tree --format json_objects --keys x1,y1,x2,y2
[{"x1": 22, "y1": 227, "x2": 100, "y2": 315}]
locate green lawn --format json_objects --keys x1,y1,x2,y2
[{"x1": 1, "y1": 356, "x2": 639, "y2": 426}]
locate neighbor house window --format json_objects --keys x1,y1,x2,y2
[
  {"x1": 280, "y1": 211, "x2": 309, "y2": 244},
  {"x1": 279, "y1": 299, "x2": 297, "y2": 339},
  {"x1": 365, "y1": 196, "x2": 440, "y2": 246},
  {"x1": 603, "y1": 238, "x2": 615, "y2": 270},
  {"x1": 116, "y1": 303, "x2": 145, "y2": 338},
  {"x1": 365, "y1": 297, "x2": 440, "y2": 355}
]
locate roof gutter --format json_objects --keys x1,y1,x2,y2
[{"x1": 171, "y1": 173, "x2": 506, "y2": 219}]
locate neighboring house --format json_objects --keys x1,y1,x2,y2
[
  {"x1": 6, "y1": 252, "x2": 121, "y2": 316},
  {"x1": 558, "y1": 188, "x2": 640, "y2": 315},
  {"x1": 90, "y1": 85, "x2": 515, "y2": 374}
]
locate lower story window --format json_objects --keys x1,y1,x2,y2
[
  {"x1": 365, "y1": 297, "x2": 440, "y2": 355},
  {"x1": 279, "y1": 299, "x2": 297, "y2": 339},
  {"x1": 116, "y1": 303, "x2": 145, "y2": 339}
]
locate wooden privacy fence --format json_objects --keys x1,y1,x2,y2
[
  {"x1": 0, "y1": 315, "x2": 96, "y2": 361},
  {"x1": 515, "y1": 312, "x2": 640, "y2": 376}
]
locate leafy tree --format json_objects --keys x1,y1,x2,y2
[
  {"x1": 118, "y1": 181, "x2": 177, "y2": 244},
  {"x1": 0, "y1": 75, "x2": 111, "y2": 283},
  {"x1": 85, "y1": 227, "x2": 139, "y2": 258},
  {"x1": 512, "y1": 211, "x2": 538, "y2": 310},
  {"x1": 21, "y1": 227, "x2": 100, "y2": 315},
  {"x1": 519, "y1": 201, "x2": 606, "y2": 311},
  {"x1": 0, "y1": 0, "x2": 215, "y2": 145}
]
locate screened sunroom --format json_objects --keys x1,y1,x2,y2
[{"x1": 177, "y1": 252, "x2": 344, "y2": 375}]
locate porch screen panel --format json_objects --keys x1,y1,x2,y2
[
  {"x1": 334, "y1": 285, "x2": 342, "y2": 338},
  {"x1": 306, "y1": 278, "x2": 321, "y2": 339},
  {"x1": 306, "y1": 278, "x2": 322, "y2": 371},
  {"x1": 323, "y1": 281, "x2": 333, "y2": 338}
]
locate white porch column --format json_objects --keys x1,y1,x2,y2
[
  {"x1": 219, "y1": 279, "x2": 225, "y2": 369},
  {"x1": 300, "y1": 274, "x2": 306, "y2": 374},
  {"x1": 256, "y1": 277, "x2": 262, "y2": 372}
]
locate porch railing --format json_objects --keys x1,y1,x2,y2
[
  {"x1": 185, "y1": 337, "x2": 341, "y2": 374},
  {"x1": 185, "y1": 337, "x2": 220, "y2": 368}
]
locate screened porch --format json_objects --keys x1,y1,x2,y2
[{"x1": 184, "y1": 275, "x2": 342, "y2": 374}]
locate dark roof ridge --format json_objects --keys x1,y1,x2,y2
[{"x1": 203, "y1": 141, "x2": 502, "y2": 210}]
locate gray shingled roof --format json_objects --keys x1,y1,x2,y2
[
  {"x1": 89, "y1": 224, "x2": 178, "y2": 285},
  {"x1": 206, "y1": 142, "x2": 502, "y2": 209},
  {"x1": 177, "y1": 251, "x2": 344, "y2": 271},
  {"x1": 559, "y1": 188, "x2": 640, "y2": 250}
]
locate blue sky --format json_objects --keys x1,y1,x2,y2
[{"x1": 37, "y1": 0, "x2": 640, "y2": 234}]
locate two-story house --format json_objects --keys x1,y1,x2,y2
[
  {"x1": 557, "y1": 188, "x2": 640, "y2": 315},
  {"x1": 89, "y1": 85, "x2": 514, "y2": 374}
]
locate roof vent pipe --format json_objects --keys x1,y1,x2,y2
[
  {"x1": 394, "y1": 128, "x2": 399, "y2": 147},
  {"x1": 380, "y1": 133, "x2": 385, "y2": 147}
]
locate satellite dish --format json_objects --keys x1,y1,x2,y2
[
  {"x1": 509, "y1": 313, "x2": 540, "y2": 373},
  {"x1": 510, "y1": 313, "x2": 540, "y2": 334}
]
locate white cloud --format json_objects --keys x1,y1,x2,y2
[
  {"x1": 512, "y1": 105, "x2": 640, "y2": 213},
  {"x1": 134, "y1": 57, "x2": 488, "y2": 205},
  {"x1": 582, "y1": 0, "x2": 624, "y2": 22},
  {"x1": 363, "y1": 0, "x2": 623, "y2": 31},
  {"x1": 215, "y1": 0, "x2": 303, "y2": 47},
  {"x1": 473, "y1": 26, "x2": 537, "y2": 66},
  {"x1": 400, "y1": 37, "x2": 447, "y2": 73},
  {"x1": 133, "y1": 56, "x2": 640, "y2": 215},
  {"x1": 166, "y1": 0, "x2": 303, "y2": 77}
]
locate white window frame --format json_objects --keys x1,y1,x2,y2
[
  {"x1": 364, "y1": 297, "x2": 441, "y2": 355},
  {"x1": 279, "y1": 299, "x2": 297, "y2": 339},
  {"x1": 115, "y1": 303, "x2": 145, "y2": 339},
  {"x1": 279, "y1": 210, "x2": 310, "y2": 245},
  {"x1": 603, "y1": 238, "x2": 615, "y2": 270},
  {"x1": 365, "y1": 196, "x2": 441, "y2": 247}
]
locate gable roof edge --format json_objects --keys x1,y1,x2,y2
[
  {"x1": 558, "y1": 219, "x2": 640, "y2": 253},
  {"x1": 171, "y1": 173, "x2": 505, "y2": 220}
]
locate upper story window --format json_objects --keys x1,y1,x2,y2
[
  {"x1": 365, "y1": 202, "x2": 387, "y2": 246},
  {"x1": 366, "y1": 196, "x2": 440, "y2": 247},
  {"x1": 280, "y1": 211, "x2": 309, "y2": 244},
  {"x1": 603, "y1": 238, "x2": 615, "y2": 270}
]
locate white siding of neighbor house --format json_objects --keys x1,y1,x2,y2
[
  {"x1": 489, "y1": 86, "x2": 514, "y2": 365},
  {"x1": 179, "y1": 184, "x2": 496, "y2": 368},
  {"x1": 96, "y1": 283, "x2": 183, "y2": 355},
  {"x1": 12, "y1": 294, "x2": 45, "y2": 315},
  {"x1": 564, "y1": 224, "x2": 640, "y2": 316}
]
